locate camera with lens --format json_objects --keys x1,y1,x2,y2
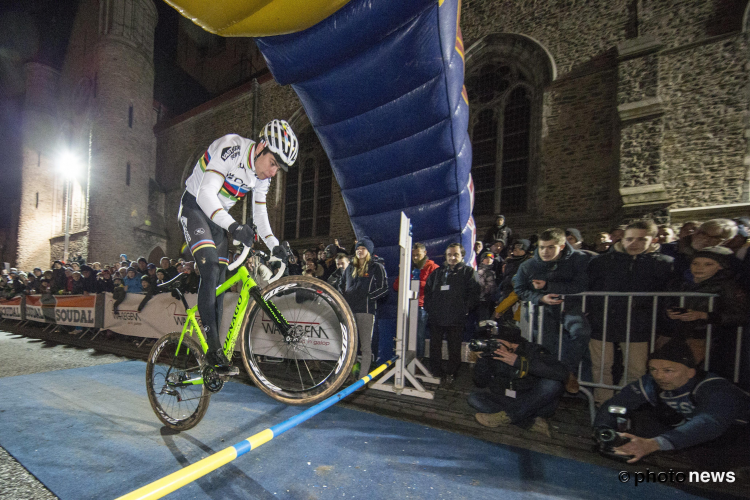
[
  {"x1": 469, "y1": 320, "x2": 502, "y2": 357},
  {"x1": 594, "y1": 406, "x2": 634, "y2": 461}
]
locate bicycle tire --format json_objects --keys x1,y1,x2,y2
[
  {"x1": 240, "y1": 275, "x2": 358, "y2": 405},
  {"x1": 146, "y1": 332, "x2": 211, "y2": 431}
]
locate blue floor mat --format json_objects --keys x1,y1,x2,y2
[{"x1": 0, "y1": 360, "x2": 708, "y2": 499}]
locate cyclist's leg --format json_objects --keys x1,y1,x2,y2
[
  {"x1": 213, "y1": 227, "x2": 228, "y2": 338},
  {"x1": 179, "y1": 193, "x2": 222, "y2": 354}
]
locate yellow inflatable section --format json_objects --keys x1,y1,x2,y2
[{"x1": 164, "y1": 0, "x2": 351, "y2": 37}]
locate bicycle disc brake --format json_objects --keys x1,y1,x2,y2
[{"x1": 202, "y1": 366, "x2": 225, "y2": 393}]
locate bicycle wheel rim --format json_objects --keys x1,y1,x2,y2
[
  {"x1": 147, "y1": 334, "x2": 209, "y2": 429},
  {"x1": 243, "y1": 277, "x2": 356, "y2": 402}
]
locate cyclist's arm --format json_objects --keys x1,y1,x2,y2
[
  {"x1": 195, "y1": 135, "x2": 242, "y2": 231},
  {"x1": 252, "y1": 181, "x2": 279, "y2": 251}
]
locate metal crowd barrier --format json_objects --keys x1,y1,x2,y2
[{"x1": 524, "y1": 292, "x2": 745, "y2": 423}]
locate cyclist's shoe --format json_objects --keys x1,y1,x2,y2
[{"x1": 205, "y1": 349, "x2": 239, "y2": 376}]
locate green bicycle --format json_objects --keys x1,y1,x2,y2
[{"x1": 145, "y1": 245, "x2": 358, "y2": 431}]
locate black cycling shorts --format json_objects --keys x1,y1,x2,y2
[{"x1": 178, "y1": 192, "x2": 229, "y2": 265}]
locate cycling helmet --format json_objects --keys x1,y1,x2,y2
[{"x1": 259, "y1": 119, "x2": 298, "y2": 171}]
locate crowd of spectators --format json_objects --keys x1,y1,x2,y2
[{"x1": 3, "y1": 213, "x2": 750, "y2": 470}]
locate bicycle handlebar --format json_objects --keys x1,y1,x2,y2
[
  {"x1": 227, "y1": 243, "x2": 286, "y2": 283},
  {"x1": 227, "y1": 244, "x2": 251, "y2": 272}
]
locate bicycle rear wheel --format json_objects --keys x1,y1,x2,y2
[
  {"x1": 240, "y1": 275, "x2": 357, "y2": 405},
  {"x1": 146, "y1": 332, "x2": 210, "y2": 431}
]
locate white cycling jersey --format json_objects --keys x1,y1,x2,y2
[{"x1": 184, "y1": 134, "x2": 279, "y2": 251}]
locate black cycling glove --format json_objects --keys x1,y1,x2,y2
[{"x1": 228, "y1": 223, "x2": 255, "y2": 247}]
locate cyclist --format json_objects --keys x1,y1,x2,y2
[{"x1": 179, "y1": 119, "x2": 298, "y2": 375}]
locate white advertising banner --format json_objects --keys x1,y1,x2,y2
[
  {"x1": 102, "y1": 292, "x2": 236, "y2": 345},
  {"x1": 246, "y1": 288, "x2": 343, "y2": 360},
  {"x1": 54, "y1": 295, "x2": 98, "y2": 327},
  {"x1": 0, "y1": 296, "x2": 23, "y2": 321}
]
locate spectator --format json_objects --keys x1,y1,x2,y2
[
  {"x1": 340, "y1": 236, "x2": 388, "y2": 380},
  {"x1": 661, "y1": 246, "x2": 748, "y2": 373},
  {"x1": 424, "y1": 243, "x2": 481, "y2": 386},
  {"x1": 137, "y1": 275, "x2": 155, "y2": 311},
  {"x1": 64, "y1": 268, "x2": 74, "y2": 294},
  {"x1": 160, "y1": 257, "x2": 178, "y2": 280},
  {"x1": 662, "y1": 218, "x2": 738, "y2": 280},
  {"x1": 96, "y1": 269, "x2": 114, "y2": 293},
  {"x1": 587, "y1": 220, "x2": 674, "y2": 405},
  {"x1": 484, "y1": 214, "x2": 512, "y2": 247},
  {"x1": 678, "y1": 221, "x2": 700, "y2": 239},
  {"x1": 286, "y1": 249, "x2": 303, "y2": 276},
  {"x1": 487, "y1": 240, "x2": 506, "y2": 276},
  {"x1": 609, "y1": 227, "x2": 625, "y2": 245},
  {"x1": 71, "y1": 262, "x2": 81, "y2": 272},
  {"x1": 657, "y1": 225, "x2": 676, "y2": 244},
  {"x1": 471, "y1": 325, "x2": 568, "y2": 437},
  {"x1": 594, "y1": 338, "x2": 750, "y2": 467},
  {"x1": 474, "y1": 240, "x2": 484, "y2": 257},
  {"x1": 51, "y1": 261, "x2": 66, "y2": 294},
  {"x1": 80, "y1": 265, "x2": 98, "y2": 295},
  {"x1": 182, "y1": 261, "x2": 200, "y2": 293},
  {"x1": 476, "y1": 251, "x2": 497, "y2": 322},
  {"x1": 246, "y1": 256, "x2": 272, "y2": 289},
  {"x1": 303, "y1": 249, "x2": 324, "y2": 277},
  {"x1": 123, "y1": 267, "x2": 142, "y2": 293},
  {"x1": 38, "y1": 278, "x2": 52, "y2": 294},
  {"x1": 591, "y1": 232, "x2": 612, "y2": 254},
  {"x1": 493, "y1": 239, "x2": 533, "y2": 323},
  {"x1": 565, "y1": 228, "x2": 584, "y2": 250},
  {"x1": 155, "y1": 268, "x2": 167, "y2": 288},
  {"x1": 512, "y1": 228, "x2": 591, "y2": 393},
  {"x1": 136, "y1": 257, "x2": 148, "y2": 277},
  {"x1": 320, "y1": 244, "x2": 339, "y2": 281},
  {"x1": 327, "y1": 253, "x2": 350, "y2": 290},
  {"x1": 145, "y1": 263, "x2": 158, "y2": 287},
  {"x1": 70, "y1": 271, "x2": 84, "y2": 295},
  {"x1": 393, "y1": 242, "x2": 439, "y2": 359}
]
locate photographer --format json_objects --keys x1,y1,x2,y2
[
  {"x1": 594, "y1": 338, "x2": 750, "y2": 467},
  {"x1": 470, "y1": 324, "x2": 568, "y2": 436}
]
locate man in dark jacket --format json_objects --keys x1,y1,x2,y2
[
  {"x1": 595, "y1": 338, "x2": 750, "y2": 468},
  {"x1": 96, "y1": 268, "x2": 115, "y2": 293},
  {"x1": 80, "y1": 265, "x2": 99, "y2": 295},
  {"x1": 424, "y1": 243, "x2": 481, "y2": 385},
  {"x1": 484, "y1": 214, "x2": 512, "y2": 248},
  {"x1": 159, "y1": 257, "x2": 179, "y2": 281},
  {"x1": 513, "y1": 228, "x2": 591, "y2": 392},
  {"x1": 471, "y1": 325, "x2": 568, "y2": 436},
  {"x1": 587, "y1": 220, "x2": 674, "y2": 404}
]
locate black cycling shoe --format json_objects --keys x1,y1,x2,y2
[{"x1": 205, "y1": 349, "x2": 239, "y2": 376}]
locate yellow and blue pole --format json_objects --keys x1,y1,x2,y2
[{"x1": 116, "y1": 357, "x2": 397, "y2": 500}]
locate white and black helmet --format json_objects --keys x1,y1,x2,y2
[{"x1": 259, "y1": 119, "x2": 298, "y2": 171}]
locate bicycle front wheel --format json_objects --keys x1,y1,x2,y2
[
  {"x1": 240, "y1": 275, "x2": 358, "y2": 405},
  {"x1": 146, "y1": 332, "x2": 210, "y2": 431}
]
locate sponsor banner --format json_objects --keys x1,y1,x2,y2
[
  {"x1": 248, "y1": 289, "x2": 342, "y2": 360},
  {"x1": 25, "y1": 295, "x2": 56, "y2": 323},
  {"x1": 54, "y1": 295, "x2": 97, "y2": 327},
  {"x1": 0, "y1": 296, "x2": 23, "y2": 320},
  {"x1": 102, "y1": 292, "x2": 236, "y2": 346}
]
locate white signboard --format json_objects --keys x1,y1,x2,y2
[{"x1": 0, "y1": 297, "x2": 22, "y2": 320}]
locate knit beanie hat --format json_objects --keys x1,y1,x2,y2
[
  {"x1": 514, "y1": 239, "x2": 531, "y2": 253},
  {"x1": 693, "y1": 245, "x2": 734, "y2": 269},
  {"x1": 649, "y1": 338, "x2": 696, "y2": 368},
  {"x1": 355, "y1": 236, "x2": 375, "y2": 256}
]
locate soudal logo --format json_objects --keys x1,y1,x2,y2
[
  {"x1": 56, "y1": 308, "x2": 95, "y2": 324},
  {"x1": 221, "y1": 146, "x2": 241, "y2": 161},
  {"x1": 0, "y1": 306, "x2": 21, "y2": 318}
]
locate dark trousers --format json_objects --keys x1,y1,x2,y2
[
  {"x1": 467, "y1": 378, "x2": 565, "y2": 427},
  {"x1": 429, "y1": 323, "x2": 463, "y2": 377}
]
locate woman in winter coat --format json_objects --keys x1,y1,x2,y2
[{"x1": 340, "y1": 236, "x2": 388, "y2": 378}]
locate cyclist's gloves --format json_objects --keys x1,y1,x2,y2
[
  {"x1": 228, "y1": 222, "x2": 255, "y2": 247},
  {"x1": 272, "y1": 245, "x2": 287, "y2": 262}
]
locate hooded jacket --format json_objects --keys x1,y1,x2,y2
[
  {"x1": 512, "y1": 242, "x2": 590, "y2": 309},
  {"x1": 423, "y1": 261, "x2": 481, "y2": 326},
  {"x1": 587, "y1": 241, "x2": 674, "y2": 342}
]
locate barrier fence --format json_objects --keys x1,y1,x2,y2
[{"x1": 525, "y1": 291, "x2": 747, "y2": 422}]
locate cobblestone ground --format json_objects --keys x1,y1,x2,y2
[{"x1": 0, "y1": 329, "x2": 127, "y2": 500}]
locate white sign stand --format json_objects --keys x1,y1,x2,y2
[{"x1": 370, "y1": 213, "x2": 440, "y2": 399}]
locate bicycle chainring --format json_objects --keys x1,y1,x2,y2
[{"x1": 202, "y1": 366, "x2": 225, "y2": 393}]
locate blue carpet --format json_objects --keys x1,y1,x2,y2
[{"x1": 0, "y1": 361, "x2": 708, "y2": 499}]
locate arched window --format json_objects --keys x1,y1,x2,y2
[
  {"x1": 467, "y1": 62, "x2": 532, "y2": 215},
  {"x1": 283, "y1": 129, "x2": 332, "y2": 239},
  {"x1": 465, "y1": 33, "x2": 555, "y2": 219}
]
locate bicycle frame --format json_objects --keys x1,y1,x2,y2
[{"x1": 175, "y1": 265, "x2": 291, "y2": 363}]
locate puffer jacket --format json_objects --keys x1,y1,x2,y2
[
  {"x1": 340, "y1": 256, "x2": 389, "y2": 314},
  {"x1": 587, "y1": 242, "x2": 674, "y2": 342}
]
